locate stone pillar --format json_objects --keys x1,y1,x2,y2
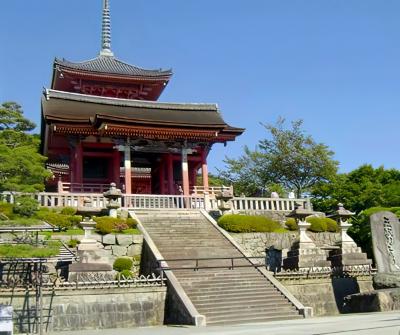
[
  {"x1": 201, "y1": 150, "x2": 209, "y2": 191},
  {"x1": 181, "y1": 148, "x2": 190, "y2": 196},
  {"x1": 124, "y1": 142, "x2": 132, "y2": 194},
  {"x1": 167, "y1": 153, "x2": 174, "y2": 195}
]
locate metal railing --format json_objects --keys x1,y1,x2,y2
[{"x1": 157, "y1": 256, "x2": 265, "y2": 271}]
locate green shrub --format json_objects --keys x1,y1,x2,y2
[
  {"x1": 117, "y1": 269, "x2": 134, "y2": 279},
  {"x1": 13, "y1": 196, "x2": 39, "y2": 217},
  {"x1": 0, "y1": 203, "x2": 14, "y2": 219},
  {"x1": 67, "y1": 239, "x2": 80, "y2": 248},
  {"x1": 217, "y1": 214, "x2": 281, "y2": 233},
  {"x1": 60, "y1": 207, "x2": 77, "y2": 216},
  {"x1": 285, "y1": 218, "x2": 298, "y2": 231},
  {"x1": 114, "y1": 223, "x2": 129, "y2": 232},
  {"x1": 69, "y1": 215, "x2": 83, "y2": 226},
  {"x1": 306, "y1": 217, "x2": 327, "y2": 232},
  {"x1": 93, "y1": 216, "x2": 134, "y2": 233},
  {"x1": 35, "y1": 210, "x2": 81, "y2": 230},
  {"x1": 113, "y1": 257, "x2": 133, "y2": 272},
  {"x1": 126, "y1": 218, "x2": 138, "y2": 228},
  {"x1": 37, "y1": 212, "x2": 72, "y2": 229},
  {"x1": 325, "y1": 218, "x2": 339, "y2": 232},
  {"x1": 96, "y1": 221, "x2": 114, "y2": 234}
]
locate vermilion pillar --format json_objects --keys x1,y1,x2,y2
[
  {"x1": 167, "y1": 153, "x2": 174, "y2": 194},
  {"x1": 181, "y1": 148, "x2": 190, "y2": 196},
  {"x1": 159, "y1": 157, "x2": 165, "y2": 194},
  {"x1": 75, "y1": 141, "x2": 83, "y2": 184},
  {"x1": 201, "y1": 150, "x2": 209, "y2": 191},
  {"x1": 124, "y1": 143, "x2": 132, "y2": 194},
  {"x1": 113, "y1": 150, "x2": 120, "y2": 186}
]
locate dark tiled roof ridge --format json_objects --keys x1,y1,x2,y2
[
  {"x1": 44, "y1": 89, "x2": 219, "y2": 112},
  {"x1": 54, "y1": 55, "x2": 172, "y2": 78}
]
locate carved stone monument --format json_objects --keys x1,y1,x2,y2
[
  {"x1": 343, "y1": 211, "x2": 400, "y2": 312},
  {"x1": 370, "y1": 211, "x2": 400, "y2": 273}
]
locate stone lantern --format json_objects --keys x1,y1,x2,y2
[
  {"x1": 215, "y1": 187, "x2": 234, "y2": 213},
  {"x1": 103, "y1": 182, "x2": 122, "y2": 218},
  {"x1": 328, "y1": 203, "x2": 356, "y2": 250},
  {"x1": 327, "y1": 203, "x2": 372, "y2": 268},
  {"x1": 286, "y1": 203, "x2": 316, "y2": 249},
  {"x1": 78, "y1": 217, "x2": 97, "y2": 251},
  {"x1": 284, "y1": 203, "x2": 330, "y2": 270}
]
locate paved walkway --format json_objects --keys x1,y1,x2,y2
[{"x1": 50, "y1": 311, "x2": 400, "y2": 335}]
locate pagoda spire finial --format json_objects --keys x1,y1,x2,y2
[{"x1": 100, "y1": 0, "x2": 114, "y2": 57}]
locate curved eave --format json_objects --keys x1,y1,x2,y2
[{"x1": 56, "y1": 66, "x2": 172, "y2": 82}]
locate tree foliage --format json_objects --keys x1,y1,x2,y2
[
  {"x1": 311, "y1": 165, "x2": 400, "y2": 213},
  {"x1": 0, "y1": 102, "x2": 50, "y2": 192},
  {"x1": 220, "y1": 118, "x2": 338, "y2": 197}
]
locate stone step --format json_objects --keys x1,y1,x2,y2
[
  {"x1": 198, "y1": 305, "x2": 297, "y2": 317},
  {"x1": 182, "y1": 281, "x2": 273, "y2": 290},
  {"x1": 189, "y1": 291, "x2": 287, "y2": 303},
  {"x1": 193, "y1": 295, "x2": 288, "y2": 307},
  {"x1": 207, "y1": 314, "x2": 303, "y2": 325},
  {"x1": 194, "y1": 296, "x2": 288, "y2": 308},
  {"x1": 137, "y1": 210, "x2": 300, "y2": 325},
  {"x1": 184, "y1": 284, "x2": 279, "y2": 295},
  {"x1": 177, "y1": 274, "x2": 265, "y2": 283}
]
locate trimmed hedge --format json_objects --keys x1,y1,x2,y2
[
  {"x1": 113, "y1": 257, "x2": 133, "y2": 272},
  {"x1": 93, "y1": 216, "x2": 138, "y2": 234},
  {"x1": 285, "y1": 218, "x2": 298, "y2": 231},
  {"x1": 285, "y1": 217, "x2": 339, "y2": 232},
  {"x1": 306, "y1": 217, "x2": 339, "y2": 233},
  {"x1": 217, "y1": 214, "x2": 281, "y2": 233}
]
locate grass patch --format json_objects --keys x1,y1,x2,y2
[
  {"x1": 0, "y1": 241, "x2": 61, "y2": 258},
  {"x1": 0, "y1": 218, "x2": 44, "y2": 227}
]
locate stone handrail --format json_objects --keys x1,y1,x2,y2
[
  {"x1": 0, "y1": 192, "x2": 310, "y2": 212},
  {"x1": 123, "y1": 194, "x2": 206, "y2": 210},
  {"x1": 191, "y1": 185, "x2": 234, "y2": 196},
  {"x1": 230, "y1": 197, "x2": 311, "y2": 212},
  {"x1": 58, "y1": 182, "x2": 110, "y2": 193}
]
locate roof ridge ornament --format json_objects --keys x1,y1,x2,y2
[{"x1": 100, "y1": 0, "x2": 114, "y2": 57}]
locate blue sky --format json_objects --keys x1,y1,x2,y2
[{"x1": 1, "y1": 0, "x2": 400, "y2": 174}]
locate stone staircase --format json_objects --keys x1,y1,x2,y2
[{"x1": 134, "y1": 209, "x2": 303, "y2": 325}]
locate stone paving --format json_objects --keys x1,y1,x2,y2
[{"x1": 50, "y1": 311, "x2": 400, "y2": 335}]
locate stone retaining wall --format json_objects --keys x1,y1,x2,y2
[
  {"x1": 280, "y1": 276, "x2": 373, "y2": 316},
  {"x1": 231, "y1": 232, "x2": 341, "y2": 258},
  {"x1": 49, "y1": 233, "x2": 143, "y2": 264},
  {"x1": 1, "y1": 286, "x2": 166, "y2": 333}
]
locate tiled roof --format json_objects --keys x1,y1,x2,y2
[{"x1": 54, "y1": 56, "x2": 172, "y2": 78}]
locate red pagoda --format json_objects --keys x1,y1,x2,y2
[{"x1": 41, "y1": 0, "x2": 243, "y2": 196}]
